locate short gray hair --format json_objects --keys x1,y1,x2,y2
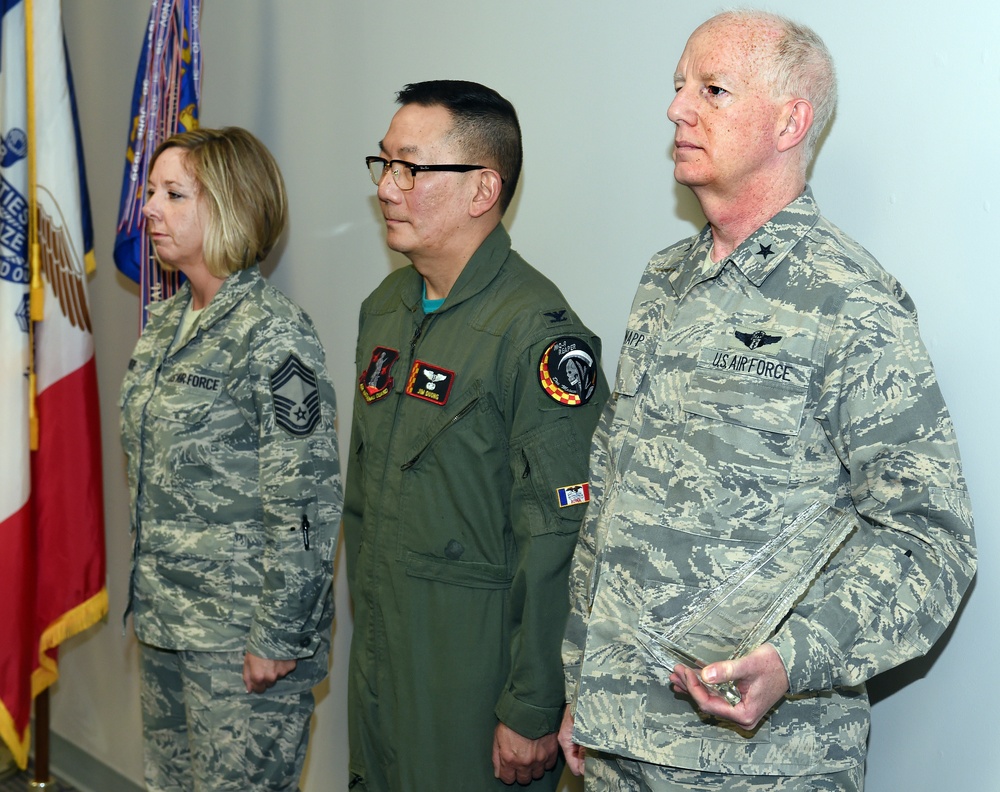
[{"x1": 708, "y1": 10, "x2": 837, "y2": 164}]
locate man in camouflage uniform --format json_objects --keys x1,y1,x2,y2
[
  {"x1": 559, "y1": 11, "x2": 976, "y2": 791},
  {"x1": 345, "y1": 80, "x2": 608, "y2": 790}
]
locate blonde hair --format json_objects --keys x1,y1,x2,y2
[{"x1": 150, "y1": 126, "x2": 287, "y2": 278}]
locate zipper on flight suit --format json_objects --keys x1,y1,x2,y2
[{"x1": 399, "y1": 397, "x2": 480, "y2": 470}]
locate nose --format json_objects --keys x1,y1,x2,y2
[
  {"x1": 667, "y1": 86, "x2": 691, "y2": 126},
  {"x1": 376, "y1": 166, "x2": 400, "y2": 202},
  {"x1": 141, "y1": 193, "x2": 158, "y2": 219}
]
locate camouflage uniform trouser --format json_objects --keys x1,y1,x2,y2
[
  {"x1": 584, "y1": 752, "x2": 863, "y2": 792},
  {"x1": 140, "y1": 643, "x2": 314, "y2": 792}
]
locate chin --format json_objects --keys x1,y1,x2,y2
[
  {"x1": 673, "y1": 167, "x2": 710, "y2": 189},
  {"x1": 384, "y1": 233, "x2": 412, "y2": 256}
]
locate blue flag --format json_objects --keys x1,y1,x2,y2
[{"x1": 113, "y1": 0, "x2": 202, "y2": 324}]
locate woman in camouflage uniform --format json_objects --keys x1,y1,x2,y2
[{"x1": 120, "y1": 127, "x2": 342, "y2": 791}]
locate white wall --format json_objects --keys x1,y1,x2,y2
[{"x1": 56, "y1": 2, "x2": 999, "y2": 790}]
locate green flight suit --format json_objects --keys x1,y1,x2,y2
[{"x1": 345, "y1": 224, "x2": 608, "y2": 791}]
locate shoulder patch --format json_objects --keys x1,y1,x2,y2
[
  {"x1": 270, "y1": 354, "x2": 321, "y2": 436},
  {"x1": 557, "y1": 483, "x2": 591, "y2": 507},
  {"x1": 538, "y1": 336, "x2": 598, "y2": 406}
]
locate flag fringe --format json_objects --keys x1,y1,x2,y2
[
  {"x1": 0, "y1": 700, "x2": 29, "y2": 770},
  {"x1": 31, "y1": 587, "x2": 109, "y2": 699}
]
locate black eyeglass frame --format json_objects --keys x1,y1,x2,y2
[{"x1": 365, "y1": 156, "x2": 493, "y2": 190}]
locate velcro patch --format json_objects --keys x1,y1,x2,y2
[
  {"x1": 557, "y1": 483, "x2": 591, "y2": 507},
  {"x1": 538, "y1": 336, "x2": 598, "y2": 406},
  {"x1": 270, "y1": 354, "x2": 321, "y2": 436},
  {"x1": 359, "y1": 346, "x2": 400, "y2": 404},
  {"x1": 405, "y1": 360, "x2": 455, "y2": 406}
]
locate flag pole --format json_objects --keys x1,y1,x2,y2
[
  {"x1": 29, "y1": 691, "x2": 51, "y2": 788},
  {"x1": 25, "y1": 2, "x2": 51, "y2": 783},
  {"x1": 24, "y1": 2, "x2": 51, "y2": 782}
]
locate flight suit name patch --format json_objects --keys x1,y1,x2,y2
[{"x1": 405, "y1": 360, "x2": 455, "y2": 406}]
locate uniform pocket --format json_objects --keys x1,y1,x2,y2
[
  {"x1": 682, "y1": 346, "x2": 810, "y2": 436},
  {"x1": 662, "y1": 347, "x2": 814, "y2": 542},
  {"x1": 396, "y1": 384, "x2": 510, "y2": 567},
  {"x1": 137, "y1": 519, "x2": 236, "y2": 624},
  {"x1": 511, "y1": 417, "x2": 589, "y2": 537}
]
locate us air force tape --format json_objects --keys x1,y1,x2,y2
[
  {"x1": 538, "y1": 336, "x2": 597, "y2": 406},
  {"x1": 270, "y1": 353, "x2": 322, "y2": 436}
]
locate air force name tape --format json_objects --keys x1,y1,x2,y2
[
  {"x1": 270, "y1": 354, "x2": 322, "y2": 436},
  {"x1": 538, "y1": 336, "x2": 597, "y2": 406}
]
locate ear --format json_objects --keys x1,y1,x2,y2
[
  {"x1": 468, "y1": 169, "x2": 503, "y2": 218},
  {"x1": 776, "y1": 98, "x2": 813, "y2": 153}
]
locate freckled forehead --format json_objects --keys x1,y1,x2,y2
[{"x1": 675, "y1": 18, "x2": 779, "y2": 83}]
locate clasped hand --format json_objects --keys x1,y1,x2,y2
[{"x1": 669, "y1": 643, "x2": 789, "y2": 730}]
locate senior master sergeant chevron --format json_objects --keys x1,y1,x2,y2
[{"x1": 559, "y1": 10, "x2": 976, "y2": 792}]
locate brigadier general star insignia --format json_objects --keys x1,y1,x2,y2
[
  {"x1": 538, "y1": 336, "x2": 598, "y2": 406},
  {"x1": 270, "y1": 353, "x2": 322, "y2": 436},
  {"x1": 755, "y1": 243, "x2": 775, "y2": 260}
]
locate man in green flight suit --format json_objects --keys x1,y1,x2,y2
[{"x1": 345, "y1": 80, "x2": 609, "y2": 791}]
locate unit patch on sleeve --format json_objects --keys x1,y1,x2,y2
[
  {"x1": 538, "y1": 336, "x2": 598, "y2": 406},
  {"x1": 405, "y1": 360, "x2": 455, "y2": 406},
  {"x1": 270, "y1": 353, "x2": 321, "y2": 437},
  {"x1": 557, "y1": 483, "x2": 591, "y2": 507},
  {"x1": 359, "y1": 346, "x2": 400, "y2": 404}
]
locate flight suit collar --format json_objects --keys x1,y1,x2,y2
[{"x1": 399, "y1": 223, "x2": 512, "y2": 314}]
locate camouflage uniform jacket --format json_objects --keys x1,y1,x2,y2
[
  {"x1": 121, "y1": 266, "x2": 342, "y2": 686},
  {"x1": 344, "y1": 224, "x2": 608, "y2": 789},
  {"x1": 563, "y1": 189, "x2": 976, "y2": 775}
]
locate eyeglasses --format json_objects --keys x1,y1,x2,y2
[{"x1": 366, "y1": 156, "x2": 488, "y2": 191}]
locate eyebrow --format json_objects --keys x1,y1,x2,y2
[
  {"x1": 377, "y1": 140, "x2": 421, "y2": 157},
  {"x1": 674, "y1": 71, "x2": 732, "y2": 86}
]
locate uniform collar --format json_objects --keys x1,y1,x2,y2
[
  {"x1": 724, "y1": 186, "x2": 822, "y2": 286},
  {"x1": 400, "y1": 223, "x2": 511, "y2": 314},
  {"x1": 662, "y1": 186, "x2": 822, "y2": 296},
  {"x1": 143, "y1": 266, "x2": 262, "y2": 345}
]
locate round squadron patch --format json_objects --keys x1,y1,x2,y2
[{"x1": 538, "y1": 336, "x2": 597, "y2": 406}]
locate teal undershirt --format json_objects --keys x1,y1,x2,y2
[{"x1": 422, "y1": 282, "x2": 446, "y2": 314}]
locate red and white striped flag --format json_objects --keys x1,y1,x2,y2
[{"x1": 0, "y1": 0, "x2": 107, "y2": 769}]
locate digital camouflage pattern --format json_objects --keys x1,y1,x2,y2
[
  {"x1": 344, "y1": 224, "x2": 608, "y2": 791},
  {"x1": 120, "y1": 265, "x2": 342, "y2": 685},
  {"x1": 563, "y1": 189, "x2": 976, "y2": 775},
  {"x1": 584, "y1": 751, "x2": 863, "y2": 792},
  {"x1": 141, "y1": 645, "x2": 313, "y2": 791}
]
